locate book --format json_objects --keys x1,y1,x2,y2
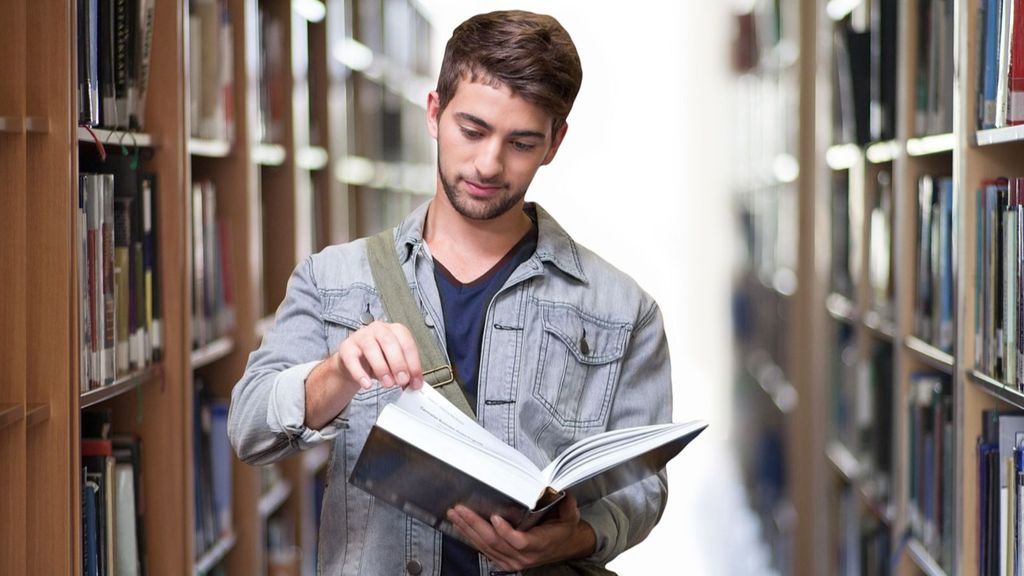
[{"x1": 349, "y1": 384, "x2": 706, "y2": 536}]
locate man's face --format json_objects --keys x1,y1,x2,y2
[{"x1": 427, "y1": 79, "x2": 567, "y2": 221}]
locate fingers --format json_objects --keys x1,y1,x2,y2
[
  {"x1": 336, "y1": 321, "x2": 424, "y2": 391},
  {"x1": 448, "y1": 507, "x2": 525, "y2": 571}
]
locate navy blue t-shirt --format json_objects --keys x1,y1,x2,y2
[{"x1": 435, "y1": 225, "x2": 538, "y2": 576}]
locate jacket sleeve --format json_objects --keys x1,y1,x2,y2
[
  {"x1": 227, "y1": 255, "x2": 349, "y2": 466},
  {"x1": 578, "y1": 299, "x2": 673, "y2": 565}
]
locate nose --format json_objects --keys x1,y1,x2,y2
[{"x1": 474, "y1": 138, "x2": 504, "y2": 182}]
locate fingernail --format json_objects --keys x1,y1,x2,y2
[
  {"x1": 397, "y1": 371, "x2": 409, "y2": 385},
  {"x1": 360, "y1": 377, "x2": 371, "y2": 389},
  {"x1": 381, "y1": 375, "x2": 394, "y2": 388}
]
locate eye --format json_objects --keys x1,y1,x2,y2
[
  {"x1": 511, "y1": 141, "x2": 537, "y2": 153},
  {"x1": 460, "y1": 127, "x2": 483, "y2": 140}
]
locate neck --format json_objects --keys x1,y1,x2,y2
[{"x1": 423, "y1": 197, "x2": 532, "y2": 280}]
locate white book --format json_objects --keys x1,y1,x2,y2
[{"x1": 350, "y1": 385, "x2": 706, "y2": 535}]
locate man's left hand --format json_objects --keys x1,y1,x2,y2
[{"x1": 446, "y1": 492, "x2": 596, "y2": 572}]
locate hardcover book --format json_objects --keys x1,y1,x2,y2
[{"x1": 349, "y1": 384, "x2": 706, "y2": 536}]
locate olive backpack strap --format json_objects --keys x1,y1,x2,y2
[{"x1": 366, "y1": 229, "x2": 475, "y2": 418}]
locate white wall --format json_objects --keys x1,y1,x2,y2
[{"x1": 416, "y1": 2, "x2": 738, "y2": 572}]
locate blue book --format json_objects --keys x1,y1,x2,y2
[
  {"x1": 983, "y1": 0, "x2": 1002, "y2": 128},
  {"x1": 83, "y1": 470, "x2": 99, "y2": 576}
]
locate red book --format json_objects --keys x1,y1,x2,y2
[{"x1": 1010, "y1": 0, "x2": 1024, "y2": 125}]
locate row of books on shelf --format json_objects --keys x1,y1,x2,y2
[
  {"x1": 193, "y1": 381, "x2": 232, "y2": 560},
  {"x1": 978, "y1": 409, "x2": 1024, "y2": 575},
  {"x1": 77, "y1": 159, "x2": 162, "y2": 392},
  {"x1": 915, "y1": 175, "x2": 955, "y2": 353},
  {"x1": 356, "y1": 0, "x2": 432, "y2": 77},
  {"x1": 191, "y1": 179, "x2": 236, "y2": 350},
  {"x1": 830, "y1": 168, "x2": 895, "y2": 319},
  {"x1": 188, "y1": 0, "x2": 234, "y2": 142},
  {"x1": 975, "y1": 176, "x2": 1024, "y2": 385},
  {"x1": 81, "y1": 411, "x2": 146, "y2": 576},
  {"x1": 836, "y1": 493, "x2": 891, "y2": 576},
  {"x1": 77, "y1": 0, "x2": 156, "y2": 130},
  {"x1": 830, "y1": 0, "x2": 899, "y2": 146},
  {"x1": 976, "y1": 0, "x2": 1024, "y2": 130},
  {"x1": 914, "y1": 0, "x2": 955, "y2": 137},
  {"x1": 256, "y1": 4, "x2": 286, "y2": 146},
  {"x1": 906, "y1": 373, "x2": 954, "y2": 571}
]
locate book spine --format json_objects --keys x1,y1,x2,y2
[
  {"x1": 132, "y1": 0, "x2": 155, "y2": 129},
  {"x1": 998, "y1": 0, "x2": 1015, "y2": 127},
  {"x1": 1010, "y1": 0, "x2": 1024, "y2": 125}
]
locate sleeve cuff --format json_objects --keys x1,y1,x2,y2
[
  {"x1": 579, "y1": 499, "x2": 627, "y2": 564},
  {"x1": 267, "y1": 360, "x2": 348, "y2": 448}
]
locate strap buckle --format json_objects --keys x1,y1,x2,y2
[{"x1": 424, "y1": 365, "x2": 455, "y2": 388}]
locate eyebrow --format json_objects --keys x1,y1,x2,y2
[{"x1": 454, "y1": 112, "x2": 547, "y2": 140}]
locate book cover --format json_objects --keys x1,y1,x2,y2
[{"x1": 349, "y1": 385, "x2": 706, "y2": 537}]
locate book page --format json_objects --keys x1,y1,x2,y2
[
  {"x1": 374, "y1": 403, "x2": 544, "y2": 507},
  {"x1": 392, "y1": 385, "x2": 541, "y2": 477},
  {"x1": 542, "y1": 420, "x2": 708, "y2": 492}
]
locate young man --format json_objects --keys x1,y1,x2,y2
[{"x1": 229, "y1": 11, "x2": 672, "y2": 575}]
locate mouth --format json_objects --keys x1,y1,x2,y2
[{"x1": 463, "y1": 180, "x2": 505, "y2": 196}]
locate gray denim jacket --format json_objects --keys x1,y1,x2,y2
[{"x1": 228, "y1": 202, "x2": 673, "y2": 576}]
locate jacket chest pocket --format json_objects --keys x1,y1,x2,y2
[
  {"x1": 320, "y1": 286, "x2": 395, "y2": 402},
  {"x1": 531, "y1": 302, "x2": 629, "y2": 429}
]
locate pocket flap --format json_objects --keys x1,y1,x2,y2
[
  {"x1": 540, "y1": 305, "x2": 628, "y2": 365},
  {"x1": 321, "y1": 285, "x2": 385, "y2": 329}
]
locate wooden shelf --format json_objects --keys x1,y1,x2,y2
[
  {"x1": 25, "y1": 403, "x2": 50, "y2": 427},
  {"x1": 905, "y1": 537, "x2": 948, "y2": 576},
  {"x1": 904, "y1": 336, "x2": 954, "y2": 372},
  {"x1": 193, "y1": 530, "x2": 237, "y2": 576},
  {"x1": 190, "y1": 337, "x2": 235, "y2": 370},
  {"x1": 80, "y1": 364, "x2": 162, "y2": 409},
  {"x1": 826, "y1": 440, "x2": 861, "y2": 482},
  {"x1": 258, "y1": 480, "x2": 292, "y2": 519},
  {"x1": 825, "y1": 143, "x2": 861, "y2": 170},
  {"x1": 333, "y1": 156, "x2": 434, "y2": 195},
  {"x1": 825, "y1": 441, "x2": 894, "y2": 526},
  {"x1": 906, "y1": 133, "x2": 955, "y2": 156},
  {"x1": 975, "y1": 125, "x2": 1024, "y2": 146},
  {"x1": 0, "y1": 404, "x2": 25, "y2": 430},
  {"x1": 76, "y1": 127, "x2": 157, "y2": 147},
  {"x1": 0, "y1": 117, "x2": 50, "y2": 134},
  {"x1": 862, "y1": 310, "x2": 896, "y2": 341},
  {"x1": 969, "y1": 369, "x2": 1024, "y2": 410},
  {"x1": 189, "y1": 138, "x2": 232, "y2": 158},
  {"x1": 864, "y1": 140, "x2": 902, "y2": 163},
  {"x1": 747, "y1": 352, "x2": 798, "y2": 414},
  {"x1": 825, "y1": 292, "x2": 858, "y2": 324},
  {"x1": 296, "y1": 146, "x2": 329, "y2": 171},
  {"x1": 826, "y1": 0, "x2": 862, "y2": 21},
  {"x1": 254, "y1": 143, "x2": 287, "y2": 166}
]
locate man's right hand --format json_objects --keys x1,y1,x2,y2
[{"x1": 303, "y1": 321, "x2": 424, "y2": 430}]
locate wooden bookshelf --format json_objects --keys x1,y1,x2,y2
[
  {"x1": 736, "y1": 0, "x2": 1024, "y2": 574},
  {"x1": 0, "y1": 0, "x2": 434, "y2": 573}
]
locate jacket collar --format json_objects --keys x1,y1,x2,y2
[{"x1": 395, "y1": 200, "x2": 587, "y2": 283}]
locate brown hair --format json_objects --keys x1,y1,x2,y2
[{"x1": 436, "y1": 11, "x2": 583, "y2": 133}]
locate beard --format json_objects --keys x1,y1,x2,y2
[{"x1": 437, "y1": 153, "x2": 527, "y2": 221}]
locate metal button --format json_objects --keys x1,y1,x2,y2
[
  {"x1": 580, "y1": 330, "x2": 590, "y2": 356},
  {"x1": 359, "y1": 303, "x2": 374, "y2": 325},
  {"x1": 405, "y1": 560, "x2": 423, "y2": 575}
]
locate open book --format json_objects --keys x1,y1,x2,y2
[{"x1": 349, "y1": 384, "x2": 707, "y2": 533}]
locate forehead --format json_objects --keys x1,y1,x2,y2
[{"x1": 445, "y1": 79, "x2": 552, "y2": 136}]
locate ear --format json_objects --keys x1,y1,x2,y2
[
  {"x1": 427, "y1": 91, "x2": 441, "y2": 140},
  {"x1": 541, "y1": 122, "x2": 569, "y2": 166}
]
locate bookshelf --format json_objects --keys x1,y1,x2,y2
[
  {"x1": 735, "y1": 0, "x2": 1024, "y2": 574},
  {"x1": 0, "y1": 0, "x2": 434, "y2": 573}
]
